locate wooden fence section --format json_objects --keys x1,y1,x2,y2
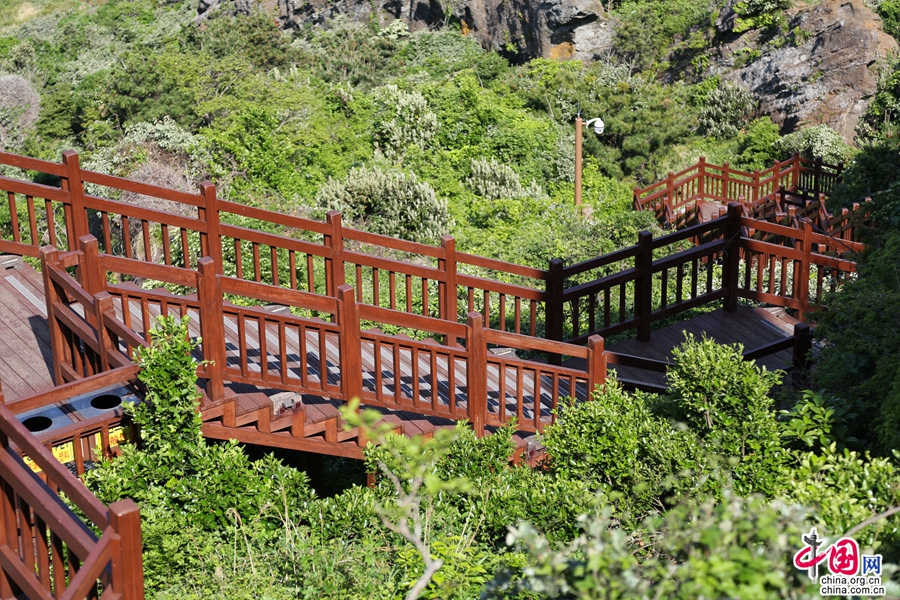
[
  {"x1": 632, "y1": 155, "x2": 863, "y2": 233},
  {"x1": 0, "y1": 151, "x2": 549, "y2": 338},
  {"x1": 0, "y1": 396, "x2": 144, "y2": 599}
]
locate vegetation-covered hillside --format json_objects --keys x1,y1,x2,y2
[{"x1": 4, "y1": 0, "x2": 900, "y2": 597}]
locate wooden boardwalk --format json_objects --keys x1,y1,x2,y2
[
  {"x1": 1, "y1": 262, "x2": 797, "y2": 460},
  {"x1": 0, "y1": 258, "x2": 55, "y2": 401}
]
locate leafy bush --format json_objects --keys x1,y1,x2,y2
[
  {"x1": 86, "y1": 316, "x2": 315, "y2": 591},
  {"x1": 779, "y1": 390, "x2": 861, "y2": 452},
  {"x1": 813, "y1": 231, "x2": 900, "y2": 453},
  {"x1": 737, "y1": 116, "x2": 781, "y2": 169},
  {"x1": 667, "y1": 334, "x2": 786, "y2": 495},
  {"x1": 318, "y1": 165, "x2": 451, "y2": 243},
  {"x1": 490, "y1": 488, "x2": 818, "y2": 599},
  {"x1": 464, "y1": 158, "x2": 544, "y2": 200},
  {"x1": 773, "y1": 124, "x2": 855, "y2": 164},
  {"x1": 373, "y1": 85, "x2": 438, "y2": 160},
  {"x1": 733, "y1": 0, "x2": 792, "y2": 33},
  {"x1": 541, "y1": 379, "x2": 702, "y2": 518},
  {"x1": 786, "y1": 446, "x2": 900, "y2": 554},
  {"x1": 698, "y1": 80, "x2": 754, "y2": 139}
]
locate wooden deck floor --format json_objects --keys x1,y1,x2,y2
[
  {"x1": 565, "y1": 305, "x2": 797, "y2": 387},
  {"x1": 0, "y1": 259, "x2": 55, "y2": 401}
]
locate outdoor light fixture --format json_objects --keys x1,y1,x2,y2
[{"x1": 575, "y1": 110, "x2": 605, "y2": 206}]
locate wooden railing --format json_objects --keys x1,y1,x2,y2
[
  {"x1": 633, "y1": 155, "x2": 852, "y2": 231},
  {"x1": 0, "y1": 394, "x2": 144, "y2": 599}
]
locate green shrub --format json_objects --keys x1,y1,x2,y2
[
  {"x1": 540, "y1": 379, "x2": 702, "y2": 518},
  {"x1": 318, "y1": 165, "x2": 451, "y2": 243},
  {"x1": 733, "y1": 0, "x2": 792, "y2": 33},
  {"x1": 698, "y1": 80, "x2": 754, "y2": 139},
  {"x1": 786, "y1": 446, "x2": 900, "y2": 554},
  {"x1": 464, "y1": 157, "x2": 544, "y2": 200},
  {"x1": 779, "y1": 390, "x2": 861, "y2": 452},
  {"x1": 667, "y1": 334, "x2": 786, "y2": 496},
  {"x1": 773, "y1": 124, "x2": 855, "y2": 164},
  {"x1": 373, "y1": 84, "x2": 438, "y2": 160},
  {"x1": 490, "y1": 487, "x2": 817, "y2": 599},
  {"x1": 737, "y1": 116, "x2": 781, "y2": 169}
]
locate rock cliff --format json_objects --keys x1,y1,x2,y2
[
  {"x1": 712, "y1": 0, "x2": 897, "y2": 142},
  {"x1": 199, "y1": 0, "x2": 614, "y2": 62}
]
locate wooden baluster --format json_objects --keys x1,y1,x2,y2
[
  {"x1": 337, "y1": 284, "x2": 362, "y2": 402},
  {"x1": 466, "y1": 312, "x2": 487, "y2": 437},
  {"x1": 697, "y1": 156, "x2": 706, "y2": 201},
  {"x1": 197, "y1": 257, "x2": 228, "y2": 403},
  {"x1": 40, "y1": 246, "x2": 66, "y2": 385},
  {"x1": 797, "y1": 220, "x2": 812, "y2": 320},
  {"x1": 94, "y1": 293, "x2": 115, "y2": 372},
  {"x1": 636, "y1": 231, "x2": 653, "y2": 342}
]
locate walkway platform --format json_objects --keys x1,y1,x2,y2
[{"x1": 0, "y1": 261, "x2": 797, "y2": 461}]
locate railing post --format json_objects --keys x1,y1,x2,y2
[
  {"x1": 197, "y1": 257, "x2": 227, "y2": 403},
  {"x1": 325, "y1": 211, "x2": 346, "y2": 299},
  {"x1": 545, "y1": 258, "x2": 564, "y2": 365},
  {"x1": 797, "y1": 220, "x2": 812, "y2": 319},
  {"x1": 697, "y1": 156, "x2": 706, "y2": 200},
  {"x1": 665, "y1": 171, "x2": 674, "y2": 219},
  {"x1": 813, "y1": 156, "x2": 822, "y2": 200},
  {"x1": 752, "y1": 170, "x2": 760, "y2": 203},
  {"x1": 466, "y1": 311, "x2": 487, "y2": 437},
  {"x1": 586, "y1": 335, "x2": 607, "y2": 396},
  {"x1": 199, "y1": 182, "x2": 224, "y2": 274},
  {"x1": 439, "y1": 235, "x2": 458, "y2": 327},
  {"x1": 792, "y1": 322, "x2": 812, "y2": 389},
  {"x1": 636, "y1": 231, "x2": 653, "y2": 342},
  {"x1": 62, "y1": 150, "x2": 90, "y2": 249},
  {"x1": 108, "y1": 499, "x2": 145, "y2": 600},
  {"x1": 78, "y1": 234, "x2": 105, "y2": 298},
  {"x1": 722, "y1": 162, "x2": 730, "y2": 201},
  {"x1": 723, "y1": 202, "x2": 743, "y2": 313},
  {"x1": 337, "y1": 284, "x2": 363, "y2": 403},
  {"x1": 40, "y1": 245, "x2": 65, "y2": 385},
  {"x1": 792, "y1": 152, "x2": 801, "y2": 190},
  {"x1": 632, "y1": 187, "x2": 642, "y2": 211}
]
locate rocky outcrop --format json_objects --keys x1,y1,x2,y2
[
  {"x1": 200, "y1": 0, "x2": 613, "y2": 62},
  {"x1": 712, "y1": 0, "x2": 897, "y2": 143}
]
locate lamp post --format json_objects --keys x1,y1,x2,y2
[{"x1": 574, "y1": 113, "x2": 604, "y2": 207}]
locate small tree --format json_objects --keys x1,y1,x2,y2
[{"x1": 318, "y1": 166, "x2": 451, "y2": 243}]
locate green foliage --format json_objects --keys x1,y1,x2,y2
[
  {"x1": 698, "y1": 80, "x2": 755, "y2": 139},
  {"x1": 612, "y1": 0, "x2": 713, "y2": 73},
  {"x1": 773, "y1": 124, "x2": 855, "y2": 164},
  {"x1": 877, "y1": 0, "x2": 900, "y2": 42},
  {"x1": 373, "y1": 85, "x2": 438, "y2": 160},
  {"x1": 541, "y1": 380, "x2": 701, "y2": 517},
  {"x1": 737, "y1": 116, "x2": 781, "y2": 169},
  {"x1": 786, "y1": 446, "x2": 900, "y2": 554},
  {"x1": 779, "y1": 390, "x2": 861, "y2": 452},
  {"x1": 464, "y1": 157, "x2": 543, "y2": 200},
  {"x1": 490, "y1": 488, "x2": 817, "y2": 599},
  {"x1": 318, "y1": 165, "x2": 451, "y2": 243},
  {"x1": 813, "y1": 231, "x2": 900, "y2": 453},
  {"x1": 667, "y1": 334, "x2": 786, "y2": 495},
  {"x1": 733, "y1": 0, "x2": 792, "y2": 33}
]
